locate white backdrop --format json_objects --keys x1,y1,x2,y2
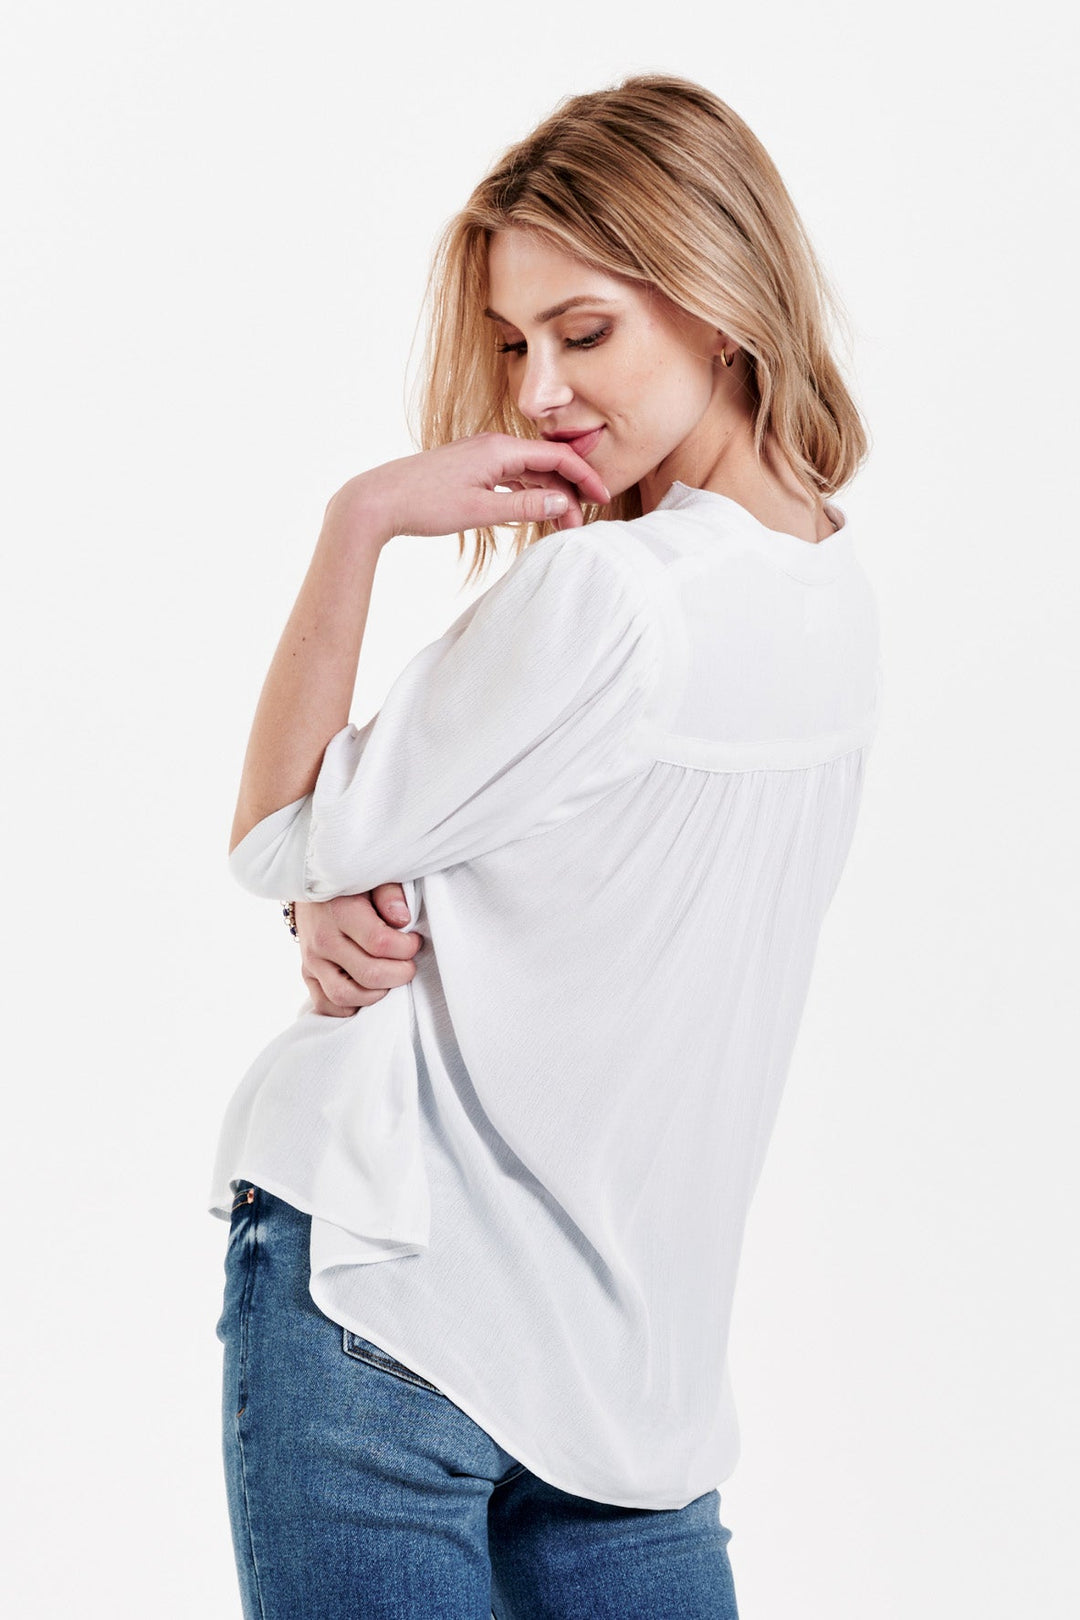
[{"x1": 2, "y1": 3, "x2": 1077, "y2": 1615}]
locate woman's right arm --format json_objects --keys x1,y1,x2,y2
[{"x1": 291, "y1": 885, "x2": 422, "y2": 1017}]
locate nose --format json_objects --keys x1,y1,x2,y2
[{"x1": 514, "y1": 348, "x2": 575, "y2": 423}]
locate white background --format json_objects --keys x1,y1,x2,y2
[{"x1": 3, "y1": 2, "x2": 1077, "y2": 1615}]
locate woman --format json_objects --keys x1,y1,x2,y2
[{"x1": 211, "y1": 73, "x2": 882, "y2": 1618}]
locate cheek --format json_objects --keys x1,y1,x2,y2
[
  {"x1": 651, "y1": 352, "x2": 711, "y2": 415},
  {"x1": 622, "y1": 356, "x2": 690, "y2": 427},
  {"x1": 598, "y1": 349, "x2": 660, "y2": 418}
]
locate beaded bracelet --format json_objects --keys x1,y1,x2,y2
[{"x1": 281, "y1": 900, "x2": 298, "y2": 939}]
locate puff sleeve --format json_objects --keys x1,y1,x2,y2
[{"x1": 227, "y1": 527, "x2": 660, "y2": 901}]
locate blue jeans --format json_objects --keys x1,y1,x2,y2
[{"x1": 215, "y1": 1181, "x2": 740, "y2": 1618}]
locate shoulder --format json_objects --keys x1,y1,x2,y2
[
  {"x1": 486, "y1": 523, "x2": 641, "y2": 623},
  {"x1": 506, "y1": 518, "x2": 665, "y2": 620},
  {"x1": 465, "y1": 525, "x2": 664, "y2": 691}
]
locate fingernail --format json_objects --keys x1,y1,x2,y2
[
  {"x1": 388, "y1": 902, "x2": 409, "y2": 922},
  {"x1": 601, "y1": 484, "x2": 612, "y2": 501},
  {"x1": 544, "y1": 494, "x2": 569, "y2": 515}
]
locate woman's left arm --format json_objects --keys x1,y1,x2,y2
[{"x1": 228, "y1": 476, "x2": 393, "y2": 856}]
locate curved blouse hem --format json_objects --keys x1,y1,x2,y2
[{"x1": 305, "y1": 1272, "x2": 731, "y2": 1513}]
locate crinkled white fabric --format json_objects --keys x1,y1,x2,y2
[
  {"x1": 208, "y1": 882, "x2": 429, "y2": 1262},
  {"x1": 208, "y1": 480, "x2": 883, "y2": 1509}
]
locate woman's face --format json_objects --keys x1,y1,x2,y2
[{"x1": 485, "y1": 226, "x2": 743, "y2": 509}]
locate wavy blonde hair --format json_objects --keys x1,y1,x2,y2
[{"x1": 407, "y1": 72, "x2": 869, "y2": 585}]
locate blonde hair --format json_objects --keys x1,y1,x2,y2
[{"x1": 408, "y1": 72, "x2": 869, "y2": 585}]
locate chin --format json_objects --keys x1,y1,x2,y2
[{"x1": 604, "y1": 477, "x2": 638, "y2": 506}]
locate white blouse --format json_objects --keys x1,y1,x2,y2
[{"x1": 208, "y1": 478, "x2": 883, "y2": 1511}]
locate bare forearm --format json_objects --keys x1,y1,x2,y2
[{"x1": 228, "y1": 480, "x2": 393, "y2": 855}]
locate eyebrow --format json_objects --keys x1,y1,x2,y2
[{"x1": 482, "y1": 295, "x2": 617, "y2": 326}]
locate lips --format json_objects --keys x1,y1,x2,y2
[{"x1": 545, "y1": 426, "x2": 604, "y2": 457}]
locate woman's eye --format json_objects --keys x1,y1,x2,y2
[{"x1": 496, "y1": 325, "x2": 610, "y2": 357}]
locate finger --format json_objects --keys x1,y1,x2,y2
[
  {"x1": 302, "y1": 969, "x2": 358, "y2": 1016},
  {"x1": 490, "y1": 467, "x2": 604, "y2": 531},
  {"x1": 370, "y1": 881, "x2": 412, "y2": 928},
  {"x1": 311, "y1": 946, "x2": 418, "y2": 998},
  {"x1": 483, "y1": 485, "x2": 582, "y2": 529},
  {"x1": 315, "y1": 892, "x2": 420, "y2": 958},
  {"x1": 500, "y1": 470, "x2": 593, "y2": 523},
  {"x1": 499, "y1": 438, "x2": 611, "y2": 506},
  {"x1": 500, "y1": 465, "x2": 598, "y2": 509},
  {"x1": 305, "y1": 964, "x2": 393, "y2": 1013}
]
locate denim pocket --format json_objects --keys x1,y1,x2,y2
[{"x1": 342, "y1": 1328, "x2": 445, "y2": 1396}]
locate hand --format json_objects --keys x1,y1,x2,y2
[
  {"x1": 293, "y1": 884, "x2": 423, "y2": 1017},
  {"x1": 327, "y1": 432, "x2": 612, "y2": 542}
]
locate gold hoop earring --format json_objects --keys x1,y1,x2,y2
[{"x1": 720, "y1": 348, "x2": 735, "y2": 368}]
